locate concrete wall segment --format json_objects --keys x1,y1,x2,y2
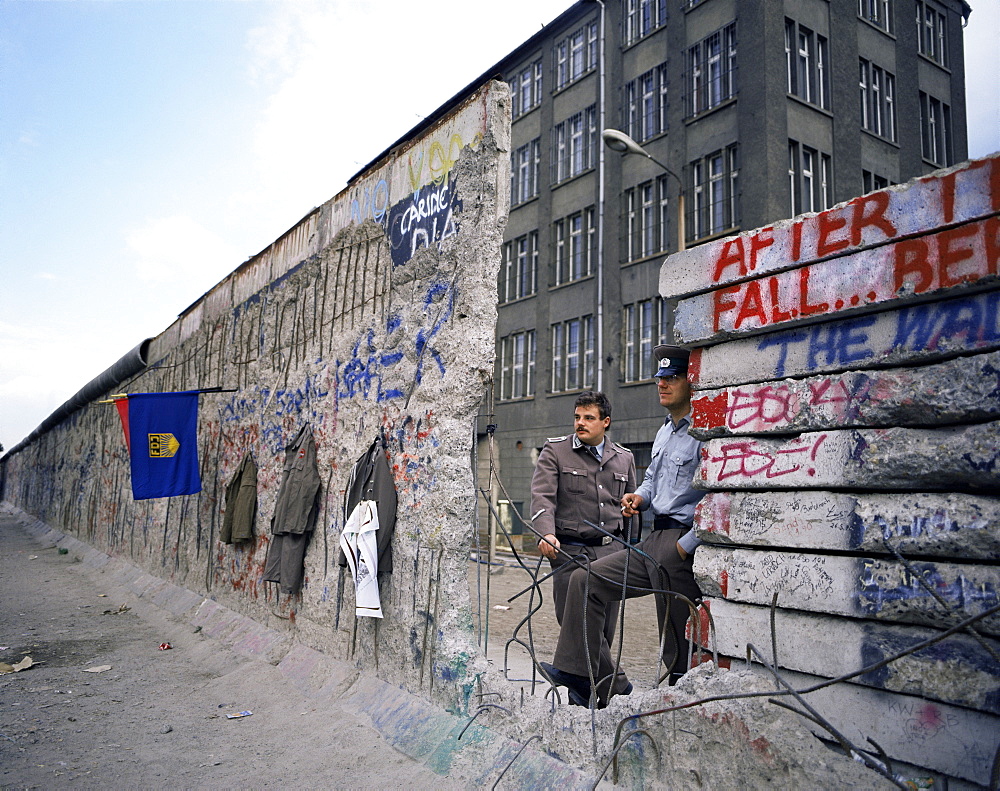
[
  {"x1": 0, "y1": 81, "x2": 509, "y2": 717},
  {"x1": 691, "y1": 350, "x2": 1000, "y2": 438},
  {"x1": 689, "y1": 286, "x2": 1000, "y2": 389},
  {"x1": 696, "y1": 490, "x2": 1000, "y2": 559},
  {"x1": 743, "y1": 664, "x2": 998, "y2": 787},
  {"x1": 676, "y1": 214, "x2": 1000, "y2": 345},
  {"x1": 661, "y1": 153, "x2": 1000, "y2": 300},
  {"x1": 694, "y1": 546, "x2": 1000, "y2": 635},
  {"x1": 696, "y1": 598, "x2": 1000, "y2": 715},
  {"x1": 697, "y1": 421, "x2": 1000, "y2": 490}
]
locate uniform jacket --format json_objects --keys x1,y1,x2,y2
[
  {"x1": 530, "y1": 434, "x2": 636, "y2": 543},
  {"x1": 221, "y1": 452, "x2": 257, "y2": 543},
  {"x1": 271, "y1": 423, "x2": 321, "y2": 536},
  {"x1": 338, "y1": 437, "x2": 397, "y2": 576}
]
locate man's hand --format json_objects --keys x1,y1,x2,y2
[
  {"x1": 621, "y1": 493, "x2": 643, "y2": 518},
  {"x1": 676, "y1": 541, "x2": 688, "y2": 561},
  {"x1": 538, "y1": 533, "x2": 560, "y2": 560}
]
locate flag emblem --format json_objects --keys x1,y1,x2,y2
[
  {"x1": 148, "y1": 433, "x2": 181, "y2": 458},
  {"x1": 115, "y1": 391, "x2": 202, "y2": 499}
]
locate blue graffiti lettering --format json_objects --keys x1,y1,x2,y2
[
  {"x1": 350, "y1": 179, "x2": 390, "y2": 225},
  {"x1": 758, "y1": 291, "x2": 1000, "y2": 378},
  {"x1": 857, "y1": 558, "x2": 999, "y2": 616}
]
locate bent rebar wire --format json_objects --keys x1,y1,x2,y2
[
  {"x1": 747, "y1": 643, "x2": 909, "y2": 789},
  {"x1": 608, "y1": 602, "x2": 1000, "y2": 784},
  {"x1": 491, "y1": 733, "x2": 542, "y2": 790},
  {"x1": 590, "y1": 728, "x2": 660, "y2": 789},
  {"x1": 458, "y1": 704, "x2": 513, "y2": 740},
  {"x1": 880, "y1": 533, "x2": 1000, "y2": 665}
]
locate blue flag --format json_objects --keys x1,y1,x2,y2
[{"x1": 125, "y1": 391, "x2": 202, "y2": 500}]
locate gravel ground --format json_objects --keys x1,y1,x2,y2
[{"x1": 0, "y1": 513, "x2": 460, "y2": 790}]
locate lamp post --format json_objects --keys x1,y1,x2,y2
[{"x1": 602, "y1": 129, "x2": 685, "y2": 252}]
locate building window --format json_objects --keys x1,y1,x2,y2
[
  {"x1": 551, "y1": 316, "x2": 595, "y2": 393},
  {"x1": 788, "y1": 140, "x2": 832, "y2": 216},
  {"x1": 623, "y1": 176, "x2": 670, "y2": 261},
  {"x1": 511, "y1": 138, "x2": 540, "y2": 206},
  {"x1": 499, "y1": 330, "x2": 536, "y2": 400},
  {"x1": 785, "y1": 19, "x2": 829, "y2": 110},
  {"x1": 623, "y1": 0, "x2": 667, "y2": 46},
  {"x1": 622, "y1": 297, "x2": 669, "y2": 382},
  {"x1": 553, "y1": 207, "x2": 596, "y2": 286},
  {"x1": 689, "y1": 144, "x2": 739, "y2": 241},
  {"x1": 509, "y1": 59, "x2": 543, "y2": 119},
  {"x1": 859, "y1": 0, "x2": 893, "y2": 33},
  {"x1": 500, "y1": 231, "x2": 539, "y2": 303},
  {"x1": 920, "y1": 91, "x2": 952, "y2": 167},
  {"x1": 552, "y1": 105, "x2": 597, "y2": 184},
  {"x1": 916, "y1": 1, "x2": 947, "y2": 66},
  {"x1": 862, "y1": 170, "x2": 893, "y2": 194},
  {"x1": 555, "y1": 20, "x2": 599, "y2": 90},
  {"x1": 624, "y1": 63, "x2": 668, "y2": 141},
  {"x1": 858, "y1": 59, "x2": 897, "y2": 142},
  {"x1": 685, "y1": 22, "x2": 738, "y2": 118}
]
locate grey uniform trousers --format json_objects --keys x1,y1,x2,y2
[
  {"x1": 549, "y1": 542, "x2": 621, "y2": 653},
  {"x1": 552, "y1": 527, "x2": 700, "y2": 697}
]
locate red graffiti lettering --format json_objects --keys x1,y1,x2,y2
[
  {"x1": 816, "y1": 210, "x2": 850, "y2": 257},
  {"x1": 849, "y1": 191, "x2": 897, "y2": 246},
  {"x1": 725, "y1": 385, "x2": 798, "y2": 430},
  {"x1": 710, "y1": 435, "x2": 827, "y2": 480}
]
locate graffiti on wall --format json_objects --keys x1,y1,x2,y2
[
  {"x1": 387, "y1": 178, "x2": 462, "y2": 268},
  {"x1": 690, "y1": 216, "x2": 1000, "y2": 339},
  {"x1": 743, "y1": 289, "x2": 1000, "y2": 381}
]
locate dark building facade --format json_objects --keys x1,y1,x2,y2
[{"x1": 477, "y1": 0, "x2": 970, "y2": 551}]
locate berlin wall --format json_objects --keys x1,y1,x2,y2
[
  {"x1": 5, "y1": 73, "x2": 997, "y2": 786},
  {"x1": 675, "y1": 154, "x2": 1000, "y2": 788},
  {"x1": 1, "y1": 83, "x2": 510, "y2": 713}
]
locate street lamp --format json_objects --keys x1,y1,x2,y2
[{"x1": 602, "y1": 129, "x2": 685, "y2": 252}]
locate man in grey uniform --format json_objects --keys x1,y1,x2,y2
[
  {"x1": 541, "y1": 346, "x2": 704, "y2": 707},
  {"x1": 531, "y1": 391, "x2": 635, "y2": 706}
]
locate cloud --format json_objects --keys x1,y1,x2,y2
[{"x1": 126, "y1": 215, "x2": 241, "y2": 285}]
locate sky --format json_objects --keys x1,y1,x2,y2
[{"x1": 1, "y1": 0, "x2": 998, "y2": 453}]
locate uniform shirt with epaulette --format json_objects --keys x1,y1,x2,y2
[{"x1": 530, "y1": 434, "x2": 636, "y2": 544}]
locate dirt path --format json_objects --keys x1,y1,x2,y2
[{"x1": 0, "y1": 513, "x2": 461, "y2": 790}]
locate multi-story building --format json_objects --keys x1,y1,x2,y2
[{"x1": 476, "y1": 0, "x2": 970, "y2": 551}]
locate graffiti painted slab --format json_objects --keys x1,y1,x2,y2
[
  {"x1": 696, "y1": 490, "x2": 1000, "y2": 559},
  {"x1": 690, "y1": 350, "x2": 1000, "y2": 438},
  {"x1": 661, "y1": 154, "x2": 1000, "y2": 299},
  {"x1": 739, "y1": 663, "x2": 999, "y2": 785},
  {"x1": 694, "y1": 546, "x2": 1000, "y2": 636},
  {"x1": 696, "y1": 422, "x2": 1000, "y2": 490},
  {"x1": 675, "y1": 215, "x2": 1000, "y2": 344},
  {"x1": 688, "y1": 287, "x2": 1000, "y2": 388},
  {"x1": 696, "y1": 598, "x2": 1000, "y2": 715}
]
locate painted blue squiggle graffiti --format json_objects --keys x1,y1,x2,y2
[
  {"x1": 336, "y1": 282, "x2": 454, "y2": 402},
  {"x1": 338, "y1": 329, "x2": 405, "y2": 401}
]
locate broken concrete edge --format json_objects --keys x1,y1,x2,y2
[{"x1": 3, "y1": 500, "x2": 910, "y2": 789}]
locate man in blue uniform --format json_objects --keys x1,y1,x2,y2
[{"x1": 540, "y1": 345, "x2": 704, "y2": 706}]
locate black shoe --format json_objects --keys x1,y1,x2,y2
[{"x1": 539, "y1": 661, "x2": 591, "y2": 707}]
